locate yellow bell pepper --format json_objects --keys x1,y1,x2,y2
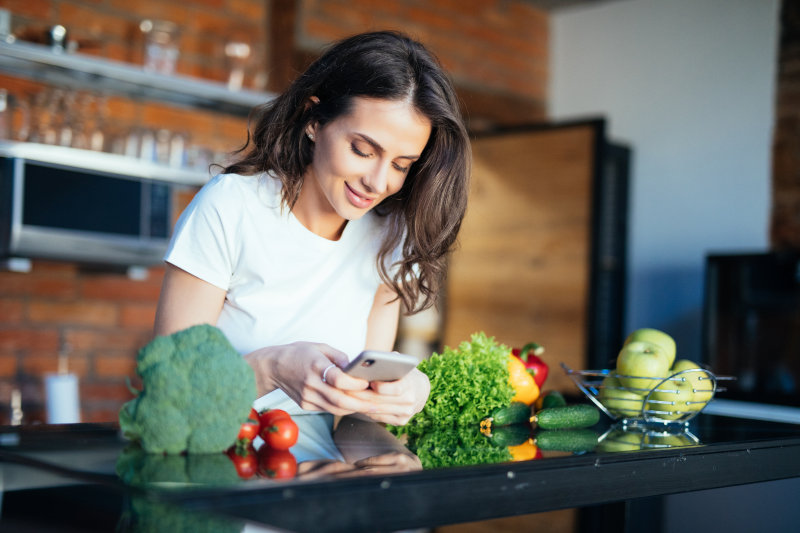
[
  {"x1": 508, "y1": 439, "x2": 542, "y2": 461},
  {"x1": 508, "y1": 354, "x2": 540, "y2": 405}
]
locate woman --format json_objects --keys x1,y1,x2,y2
[{"x1": 154, "y1": 31, "x2": 470, "y2": 426}]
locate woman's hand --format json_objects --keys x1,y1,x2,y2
[
  {"x1": 295, "y1": 451, "x2": 421, "y2": 480},
  {"x1": 352, "y1": 451, "x2": 422, "y2": 473},
  {"x1": 245, "y1": 342, "x2": 386, "y2": 416},
  {"x1": 326, "y1": 367, "x2": 430, "y2": 426},
  {"x1": 295, "y1": 459, "x2": 358, "y2": 480}
]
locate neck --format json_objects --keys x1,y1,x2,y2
[{"x1": 292, "y1": 183, "x2": 347, "y2": 241}]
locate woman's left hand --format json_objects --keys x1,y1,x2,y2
[{"x1": 340, "y1": 368, "x2": 430, "y2": 426}]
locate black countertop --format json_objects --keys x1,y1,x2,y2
[{"x1": 1, "y1": 408, "x2": 800, "y2": 532}]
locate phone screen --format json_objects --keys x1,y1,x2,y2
[{"x1": 343, "y1": 350, "x2": 419, "y2": 382}]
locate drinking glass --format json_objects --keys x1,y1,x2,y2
[{"x1": 140, "y1": 19, "x2": 180, "y2": 75}]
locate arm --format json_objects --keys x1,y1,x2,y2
[
  {"x1": 154, "y1": 263, "x2": 226, "y2": 336},
  {"x1": 154, "y1": 264, "x2": 376, "y2": 416},
  {"x1": 364, "y1": 284, "x2": 401, "y2": 350}
]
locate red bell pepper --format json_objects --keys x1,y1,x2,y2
[{"x1": 511, "y1": 342, "x2": 548, "y2": 388}]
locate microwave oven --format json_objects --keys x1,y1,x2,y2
[{"x1": 0, "y1": 142, "x2": 207, "y2": 267}]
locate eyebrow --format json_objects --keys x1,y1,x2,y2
[{"x1": 355, "y1": 133, "x2": 421, "y2": 161}]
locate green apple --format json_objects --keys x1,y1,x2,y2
[
  {"x1": 597, "y1": 428, "x2": 644, "y2": 452},
  {"x1": 616, "y1": 341, "x2": 670, "y2": 394},
  {"x1": 645, "y1": 374, "x2": 695, "y2": 420},
  {"x1": 671, "y1": 359, "x2": 714, "y2": 411},
  {"x1": 624, "y1": 328, "x2": 677, "y2": 368},
  {"x1": 598, "y1": 373, "x2": 645, "y2": 418},
  {"x1": 642, "y1": 432, "x2": 696, "y2": 448}
]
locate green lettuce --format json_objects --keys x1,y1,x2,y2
[
  {"x1": 410, "y1": 426, "x2": 512, "y2": 469},
  {"x1": 390, "y1": 332, "x2": 514, "y2": 461}
]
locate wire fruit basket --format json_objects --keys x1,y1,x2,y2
[{"x1": 561, "y1": 362, "x2": 735, "y2": 427}]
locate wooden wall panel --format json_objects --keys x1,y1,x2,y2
[{"x1": 443, "y1": 124, "x2": 597, "y2": 393}]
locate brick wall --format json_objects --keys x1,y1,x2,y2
[
  {"x1": 3, "y1": 0, "x2": 267, "y2": 82},
  {"x1": 0, "y1": 0, "x2": 265, "y2": 424},
  {"x1": 297, "y1": 0, "x2": 549, "y2": 104},
  {"x1": 0, "y1": 263, "x2": 163, "y2": 422},
  {"x1": 771, "y1": 0, "x2": 800, "y2": 248},
  {"x1": 1, "y1": 0, "x2": 264, "y2": 157},
  {"x1": 1, "y1": 0, "x2": 550, "y2": 424}
]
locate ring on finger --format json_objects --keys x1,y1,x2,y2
[{"x1": 322, "y1": 364, "x2": 336, "y2": 384}]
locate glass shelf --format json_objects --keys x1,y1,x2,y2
[
  {"x1": 0, "y1": 140, "x2": 209, "y2": 186},
  {"x1": 0, "y1": 40, "x2": 274, "y2": 116}
]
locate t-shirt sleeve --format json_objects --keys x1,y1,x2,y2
[{"x1": 163, "y1": 175, "x2": 237, "y2": 290}]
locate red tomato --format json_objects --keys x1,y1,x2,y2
[
  {"x1": 227, "y1": 446, "x2": 258, "y2": 479},
  {"x1": 260, "y1": 417, "x2": 299, "y2": 450},
  {"x1": 258, "y1": 408, "x2": 290, "y2": 428},
  {"x1": 238, "y1": 421, "x2": 259, "y2": 442},
  {"x1": 258, "y1": 448, "x2": 297, "y2": 479},
  {"x1": 237, "y1": 408, "x2": 261, "y2": 442}
]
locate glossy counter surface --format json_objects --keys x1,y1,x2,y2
[{"x1": 1, "y1": 408, "x2": 800, "y2": 532}]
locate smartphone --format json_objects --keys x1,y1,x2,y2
[{"x1": 343, "y1": 350, "x2": 419, "y2": 382}]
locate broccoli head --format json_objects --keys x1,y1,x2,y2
[
  {"x1": 115, "y1": 444, "x2": 242, "y2": 487},
  {"x1": 119, "y1": 324, "x2": 256, "y2": 454}
]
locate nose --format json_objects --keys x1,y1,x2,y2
[{"x1": 361, "y1": 159, "x2": 392, "y2": 195}]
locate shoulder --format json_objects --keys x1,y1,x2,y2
[
  {"x1": 200, "y1": 172, "x2": 273, "y2": 196},
  {"x1": 193, "y1": 172, "x2": 281, "y2": 211}
]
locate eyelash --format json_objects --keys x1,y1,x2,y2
[
  {"x1": 350, "y1": 143, "x2": 372, "y2": 158},
  {"x1": 350, "y1": 143, "x2": 410, "y2": 173}
]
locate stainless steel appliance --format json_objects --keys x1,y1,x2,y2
[{"x1": 0, "y1": 141, "x2": 207, "y2": 268}]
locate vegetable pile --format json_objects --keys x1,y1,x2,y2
[
  {"x1": 390, "y1": 332, "x2": 516, "y2": 440},
  {"x1": 118, "y1": 324, "x2": 257, "y2": 455},
  {"x1": 390, "y1": 332, "x2": 600, "y2": 468},
  {"x1": 227, "y1": 408, "x2": 299, "y2": 479},
  {"x1": 387, "y1": 332, "x2": 517, "y2": 467}
]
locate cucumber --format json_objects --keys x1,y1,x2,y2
[
  {"x1": 539, "y1": 390, "x2": 567, "y2": 410},
  {"x1": 485, "y1": 424, "x2": 532, "y2": 448},
  {"x1": 536, "y1": 429, "x2": 598, "y2": 453},
  {"x1": 534, "y1": 404, "x2": 600, "y2": 429},
  {"x1": 486, "y1": 402, "x2": 532, "y2": 427}
]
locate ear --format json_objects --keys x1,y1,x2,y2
[
  {"x1": 305, "y1": 121, "x2": 317, "y2": 141},
  {"x1": 304, "y1": 96, "x2": 321, "y2": 140}
]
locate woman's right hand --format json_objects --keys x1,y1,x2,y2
[{"x1": 244, "y1": 342, "x2": 378, "y2": 415}]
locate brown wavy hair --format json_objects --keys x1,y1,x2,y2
[{"x1": 223, "y1": 31, "x2": 471, "y2": 313}]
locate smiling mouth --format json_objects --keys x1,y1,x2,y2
[{"x1": 345, "y1": 182, "x2": 376, "y2": 209}]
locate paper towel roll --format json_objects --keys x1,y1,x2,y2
[{"x1": 45, "y1": 373, "x2": 81, "y2": 424}]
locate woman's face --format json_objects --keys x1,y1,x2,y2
[{"x1": 301, "y1": 96, "x2": 432, "y2": 235}]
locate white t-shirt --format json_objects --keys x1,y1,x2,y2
[{"x1": 164, "y1": 172, "x2": 394, "y2": 414}]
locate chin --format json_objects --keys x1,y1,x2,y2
[{"x1": 342, "y1": 209, "x2": 369, "y2": 221}]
